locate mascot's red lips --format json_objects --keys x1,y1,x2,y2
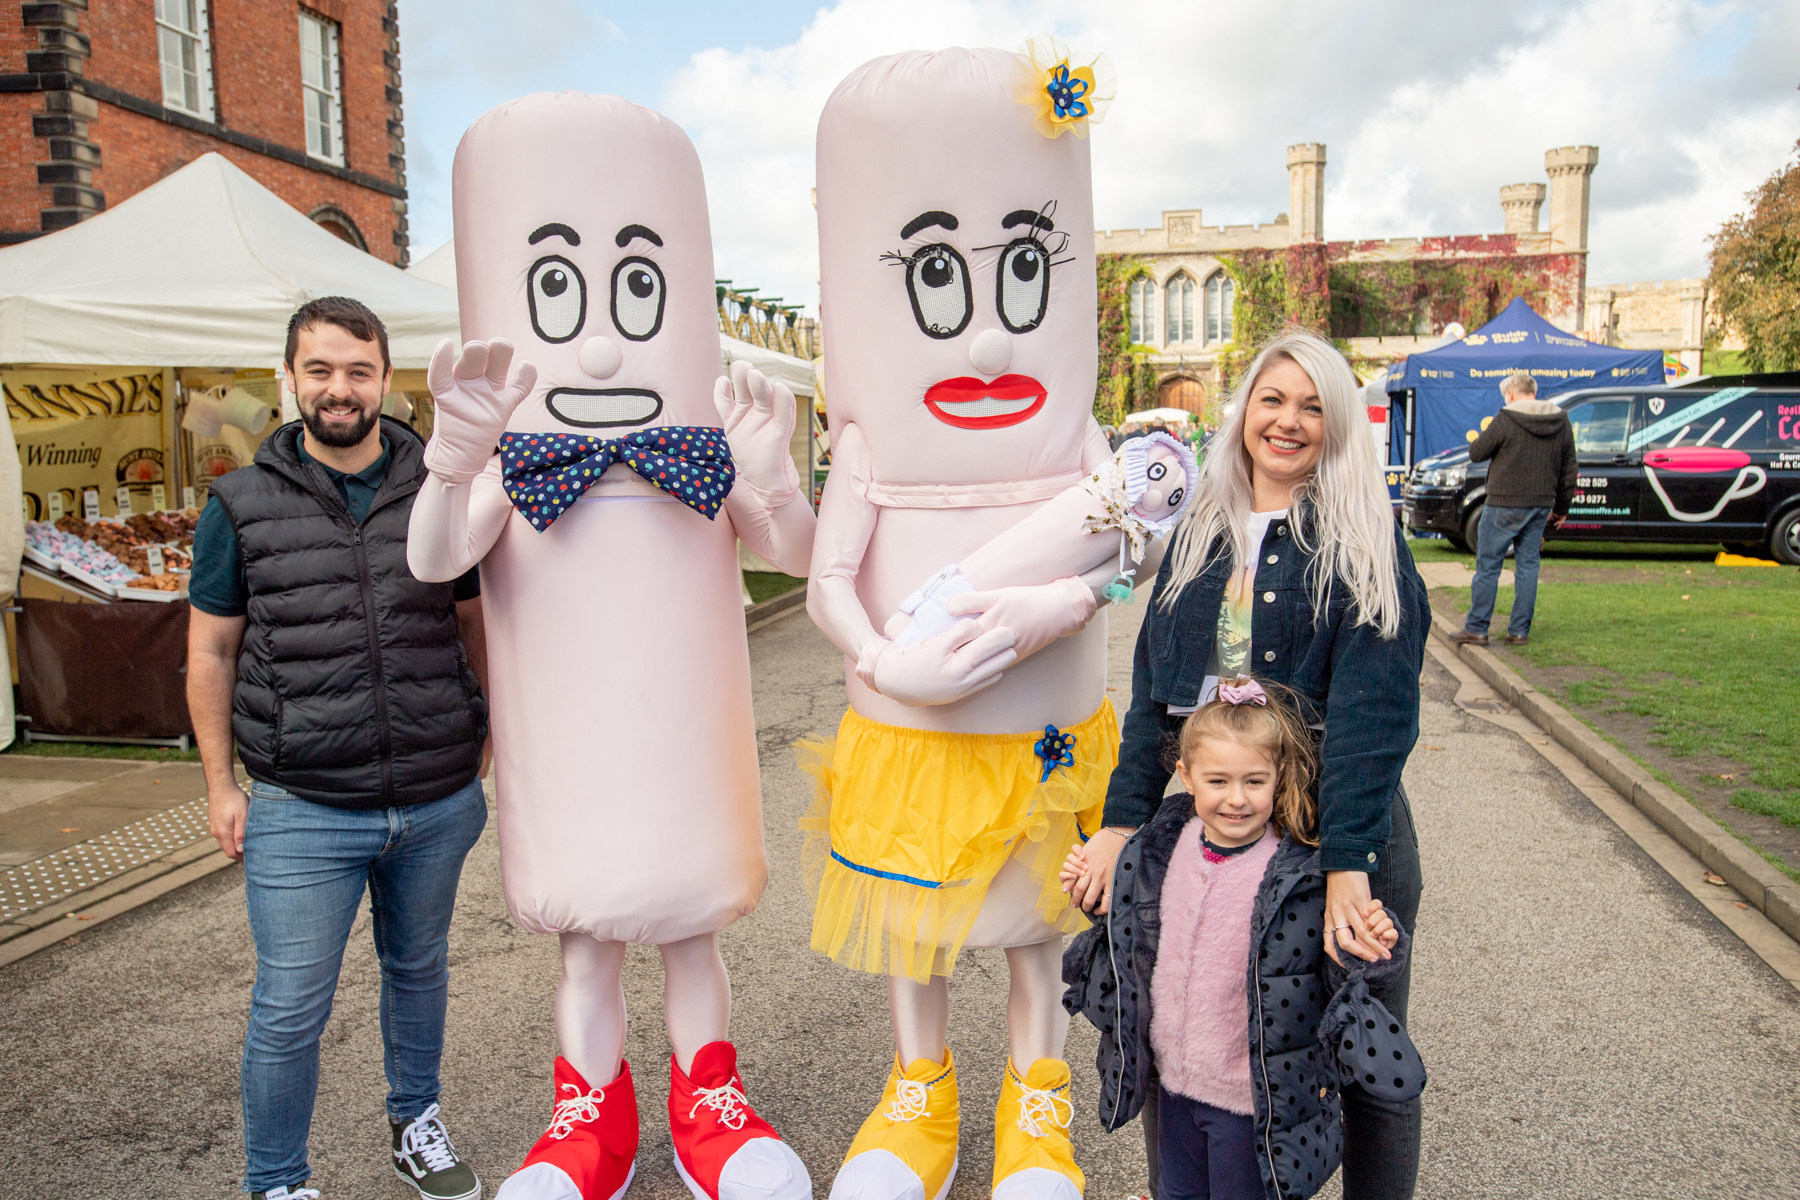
[{"x1": 923, "y1": 375, "x2": 1046, "y2": 429}]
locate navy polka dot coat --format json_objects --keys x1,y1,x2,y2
[{"x1": 1063, "y1": 794, "x2": 1426, "y2": 1200}]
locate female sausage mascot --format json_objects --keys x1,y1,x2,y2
[
  {"x1": 407, "y1": 92, "x2": 815, "y2": 1200},
  {"x1": 800, "y1": 43, "x2": 1135, "y2": 1200}
]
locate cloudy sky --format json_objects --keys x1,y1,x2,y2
[{"x1": 395, "y1": 0, "x2": 1798, "y2": 316}]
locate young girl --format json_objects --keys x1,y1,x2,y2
[{"x1": 1061, "y1": 679, "x2": 1425, "y2": 1200}]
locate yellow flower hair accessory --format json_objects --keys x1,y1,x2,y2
[{"x1": 1014, "y1": 36, "x2": 1115, "y2": 139}]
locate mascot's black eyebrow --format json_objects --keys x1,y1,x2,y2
[
  {"x1": 615, "y1": 224, "x2": 663, "y2": 248},
  {"x1": 528, "y1": 223, "x2": 580, "y2": 246},
  {"x1": 900, "y1": 211, "x2": 959, "y2": 240},
  {"x1": 1002, "y1": 209, "x2": 1054, "y2": 232}
]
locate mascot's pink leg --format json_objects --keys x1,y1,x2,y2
[
  {"x1": 661, "y1": 934, "x2": 810, "y2": 1200},
  {"x1": 497, "y1": 936, "x2": 638, "y2": 1200},
  {"x1": 993, "y1": 941, "x2": 1080, "y2": 1200},
  {"x1": 1003, "y1": 940, "x2": 1070, "y2": 1072},
  {"x1": 890, "y1": 974, "x2": 949, "y2": 1068},
  {"x1": 559, "y1": 935, "x2": 630, "y2": 1088}
]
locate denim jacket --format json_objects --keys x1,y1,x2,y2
[{"x1": 1103, "y1": 508, "x2": 1430, "y2": 873}]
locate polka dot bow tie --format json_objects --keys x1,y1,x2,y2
[{"x1": 498, "y1": 428, "x2": 735, "y2": 531}]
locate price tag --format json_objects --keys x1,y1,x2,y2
[
  {"x1": 83, "y1": 489, "x2": 100, "y2": 521},
  {"x1": 182, "y1": 486, "x2": 197, "y2": 511},
  {"x1": 46, "y1": 492, "x2": 64, "y2": 521},
  {"x1": 146, "y1": 545, "x2": 165, "y2": 576},
  {"x1": 115, "y1": 485, "x2": 133, "y2": 516},
  {"x1": 151, "y1": 484, "x2": 167, "y2": 511}
]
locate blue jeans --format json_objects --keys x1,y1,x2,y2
[
  {"x1": 240, "y1": 776, "x2": 486, "y2": 1194},
  {"x1": 1465, "y1": 505, "x2": 1551, "y2": 638}
]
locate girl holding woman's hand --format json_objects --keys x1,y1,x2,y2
[{"x1": 1076, "y1": 329, "x2": 1430, "y2": 1199}]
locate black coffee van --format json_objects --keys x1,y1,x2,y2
[{"x1": 1401, "y1": 377, "x2": 1800, "y2": 563}]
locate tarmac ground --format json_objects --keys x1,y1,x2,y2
[{"x1": 1, "y1": 600, "x2": 1798, "y2": 1198}]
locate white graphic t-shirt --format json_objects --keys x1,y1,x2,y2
[{"x1": 1172, "y1": 508, "x2": 1286, "y2": 715}]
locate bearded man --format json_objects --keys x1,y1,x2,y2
[{"x1": 187, "y1": 296, "x2": 491, "y2": 1200}]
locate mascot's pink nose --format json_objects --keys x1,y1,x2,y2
[
  {"x1": 968, "y1": 328, "x2": 1012, "y2": 377},
  {"x1": 579, "y1": 337, "x2": 623, "y2": 380}
]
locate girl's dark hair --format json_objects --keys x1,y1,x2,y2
[
  {"x1": 285, "y1": 296, "x2": 390, "y2": 374},
  {"x1": 1177, "y1": 678, "x2": 1319, "y2": 844}
]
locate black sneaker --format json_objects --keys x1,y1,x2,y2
[
  {"x1": 392, "y1": 1103, "x2": 481, "y2": 1200},
  {"x1": 252, "y1": 1188, "x2": 320, "y2": 1200}
]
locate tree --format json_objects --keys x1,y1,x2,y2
[{"x1": 1707, "y1": 143, "x2": 1800, "y2": 372}]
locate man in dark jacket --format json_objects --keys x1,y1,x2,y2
[
  {"x1": 1452, "y1": 372, "x2": 1576, "y2": 647},
  {"x1": 188, "y1": 297, "x2": 488, "y2": 1200}
]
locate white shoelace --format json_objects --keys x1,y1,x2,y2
[
  {"x1": 398, "y1": 1103, "x2": 458, "y2": 1174},
  {"x1": 1014, "y1": 1084, "x2": 1073, "y2": 1139},
  {"x1": 547, "y1": 1082, "x2": 606, "y2": 1140},
  {"x1": 264, "y1": 1189, "x2": 321, "y2": 1200},
  {"x1": 689, "y1": 1081, "x2": 751, "y2": 1131},
  {"x1": 886, "y1": 1077, "x2": 931, "y2": 1123}
]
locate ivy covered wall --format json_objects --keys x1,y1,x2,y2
[
  {"x1": 1326, "y1": 240, "x2": 1585, "y2": 340},
  {"x1": 1100, "y1": 237, "x2": 1586, "y2": 401},
  {"x1": 1095, "y1": 252, "x2": 1161, "y2": 424},
  {"x1": 1214, "y1": 238, "x2": 1586, "y2": 382}
]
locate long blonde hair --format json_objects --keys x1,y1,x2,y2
[{"x1": 1160, "y1": 328, "x2": 1403, "y2": 638}]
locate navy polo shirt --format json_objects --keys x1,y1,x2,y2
[{"x1": 189, "y1": 435, "x2": 480, "y2": 617}]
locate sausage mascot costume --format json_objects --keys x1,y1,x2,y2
[
  {"x1": 801, "y1": 42, "x2": 1147, "y2": 1200},
  {"x1": 407, "y1": 92, "x2": 815, "y2": 1200}
]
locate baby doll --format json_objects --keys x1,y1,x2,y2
[{"x1": 887, "y1": 432, "x2": 1196, "y2": 649}]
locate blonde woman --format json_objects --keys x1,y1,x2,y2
[{"x1": 1067, "y1": 329, "x2": 1430, "y2": 1199}]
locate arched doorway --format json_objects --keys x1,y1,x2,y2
[{"x1": 1158, "y1": 373, "x2": 1207, "y2": 414}]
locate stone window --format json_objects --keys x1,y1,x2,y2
[
  {"x1": 1205, "y1": 272, "x2": 1235, "y2": 345},
  {"x1": 299, "y1": 9, "x2": 346, "y2": 165},
  {"x1": 1128, "y1": 277, "x2": 1157, "y2": 345},
  {"x1": 1165, "y1": 274, "x2": 1196, "y2": 344},
  {"x1": 155, "y1": 0, "x2": 215, "y2": 121}
]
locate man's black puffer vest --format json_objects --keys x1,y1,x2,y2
[{"x1": 211, "y1": 416, "x2": 486, "y2": 809}]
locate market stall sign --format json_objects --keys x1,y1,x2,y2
[{"x1": 6, "y1": 368, "x2": 166, "y2": 521}]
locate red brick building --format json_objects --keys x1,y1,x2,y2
[{"x1": 1, "y1": 0, "x2": 409, "y2": 263}]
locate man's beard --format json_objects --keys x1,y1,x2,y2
[{"x1": 300, "y1": 399, "x2": 380, "y2": 448}]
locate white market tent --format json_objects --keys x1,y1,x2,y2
[
  {"x1": 407, "y1": 237, "x2": 817, "y2": 397},
  {"x1": 0, "y1": 152, "x2": 460, "y2": 369},
  {"x1": 1120, "y1": 407, "x2": 1196, "y2": 428}
]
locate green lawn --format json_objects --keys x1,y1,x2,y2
[
  {"x1": 744, "y1": 571, "x2": 806, "y2": 605},
  {"x1": 1410, "y1": 539, "x2": 1800, "y2": 833},
  {"x1": 3, "y1": 739, "x2": 200, "y2": 762}
]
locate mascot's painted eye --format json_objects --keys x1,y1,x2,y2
[
  {"x1": 997, "y1": 239, "x2": 1050, "y2": 333},
  {"x1": 905, "y1": 243, "x2": 972, "y2": 339},
  {"x1": 1166, "y1": 486, "x2": 1184, "y2": 509},
  {"x1": 527, "y1": 255, "x2": 586, "y2": 344},
  {"x1": 1147, "y1": 461, "x2": 1167, "y2": 481},
  {"x1": 611, "y1": 256, "x2": 666, "y2": 341}
]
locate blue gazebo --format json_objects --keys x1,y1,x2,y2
[{"x1": 1385, "y1": 297, "x2": 1663, "y2": 465}]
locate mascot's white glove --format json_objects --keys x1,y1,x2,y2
[
  {"x1": 947, "y1": 577, "x2": 1097, "y2": 662},
  {"x1": 423, "y1": 338, "x2": 538, "y2": 484},
  {"x1": 715, "y1": 359, "x2": 801, "y2": 502},
  {"x1": 857, "y1": 619, "x2": 1018, "y2": 707}
]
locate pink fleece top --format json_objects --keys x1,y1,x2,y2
[{"x1": 1149, "y1": 823, "x2": 1279, "y2": 1115}]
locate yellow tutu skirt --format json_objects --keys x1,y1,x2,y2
[{"x1": 795, "y1": 699, "x2": 1116, "y2": 983}]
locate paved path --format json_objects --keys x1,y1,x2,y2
[{"x1": 2, "y1": 602, "x2": 1798, "y2": 1198}]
